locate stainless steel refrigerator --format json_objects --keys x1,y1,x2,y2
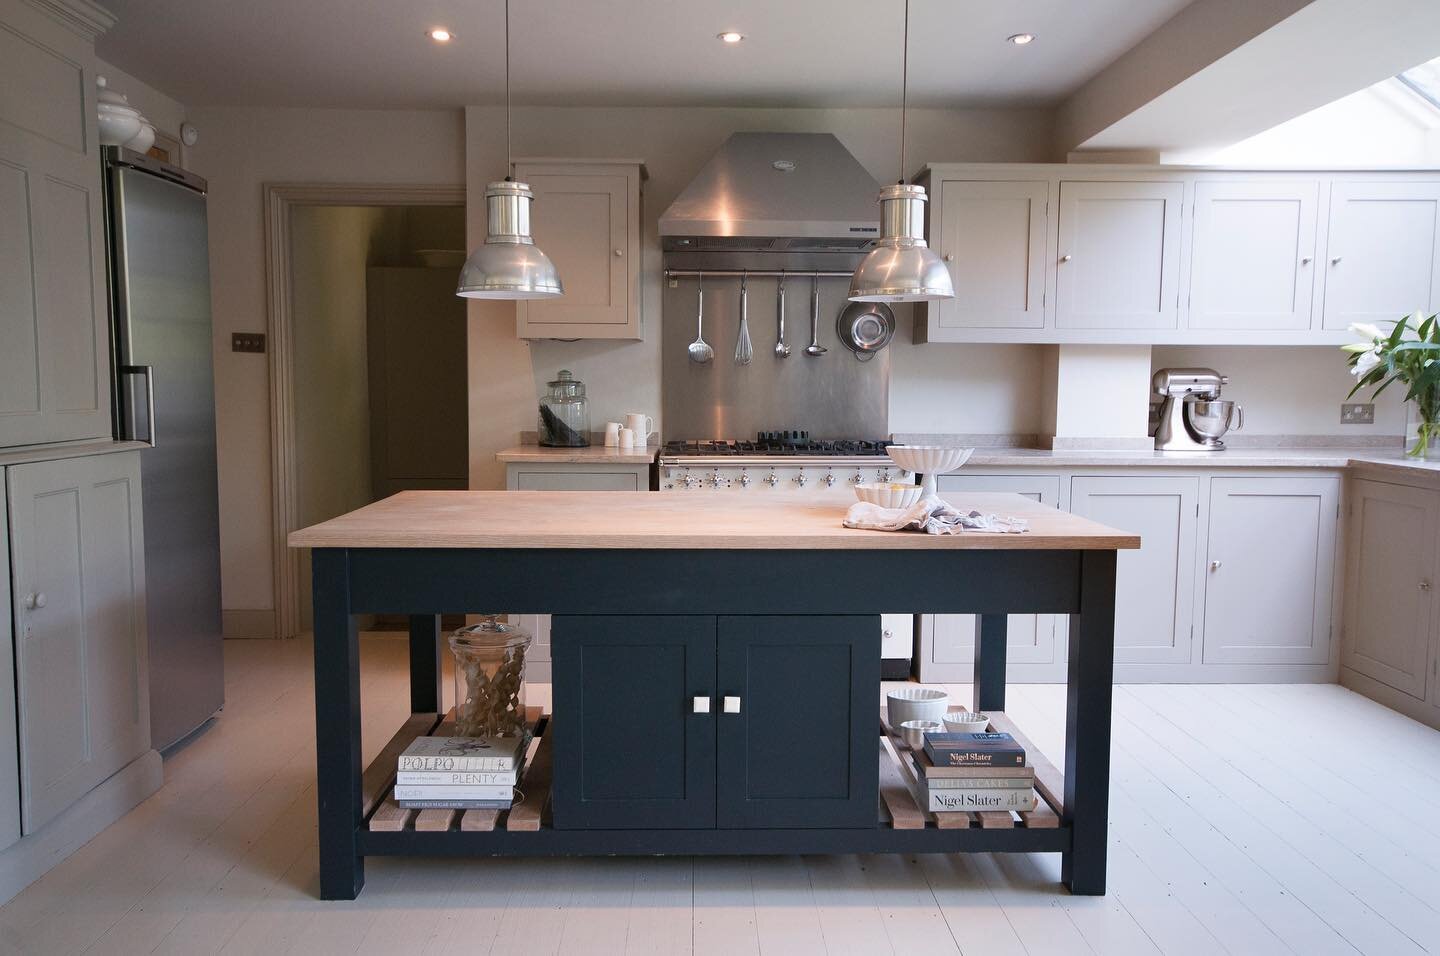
[{"x1": 104, "y1": 147, "x2": 224, "y2": 751}]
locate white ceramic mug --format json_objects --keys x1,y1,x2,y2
[
  {"x1": 603, "y1": 421, "x2": 622, "y2": 447},
  {"x1": 618, "y1": 427, "x2": 635, "y2": 450},
  {"x1": 624, "y1": 413, "x2": 653, "y2": 447}
]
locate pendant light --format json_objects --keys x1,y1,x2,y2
[
  {"x1": 848, "y1": 0, "x2": 954, "y2": 303},
  {"x1": 456, "y1": 0, "x2": 563, "y2": 299}
]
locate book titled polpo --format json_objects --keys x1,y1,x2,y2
[
  {"x1": 397, "y1": 736, "x2": 524, "y2": 772},
  {"x1": 923, "y1": 732, "x2": 1026, "y2": 768}
]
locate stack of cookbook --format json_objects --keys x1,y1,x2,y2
[
  {"x1": 393, "y1": 735, "x2": 525, "y2": 810},
  {"x1": 915, "y1": 731, "x2": 1037, "y2": 812}
]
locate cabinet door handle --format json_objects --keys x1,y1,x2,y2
[
  {"x1": 1209, "y1": 560, "x2": 1222, "y2": 571},
  {"x1": 723, "y1": 696, "x2": 741, "y2": 714},
  {"x1": 1421, "y1": 580, "x2": 1433, "y2": 592},
  {"x1": 22, "y1": 593, "x2": 37, "y2": 610},
  {"x1": 692, "y1": 695, "x2": 711, "y2": 714},
  {"x1": 614, "y1": 248, "x2": 624, "y2": 257},
  {"x1": 1060, "y1": 254, "x2": 1073, "y2": 262},
  {"x1": 943, "y1": 253, "x2": 954, "y2": 262},
  {"x1": 1300, "y1": 256, "x2": 1313, "y2": 265},
  {"x1": 1330, "y1": 256, "x2": 1342, "y2": 265}
]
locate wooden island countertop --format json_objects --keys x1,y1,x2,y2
[{"x1": 289, "y1": 490, "x2": 1140, "y2": 551}]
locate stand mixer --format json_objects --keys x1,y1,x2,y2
[{"x1": 1152, "y1": 368, "x2": 1244, "y2": 452}]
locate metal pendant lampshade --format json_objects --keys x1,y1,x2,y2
[
  {"x1": 848, "y1": 183, "x2": 953, "y2": 302},
  {"x1": 456, "y1": 180, "x2": 564, "y2": 299}
]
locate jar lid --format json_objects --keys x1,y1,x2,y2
[
  {"x1": 546, "y1": 369, "x2": 585, "y2": 397},
  {"x1": 449, "y1": 617, "x2": 531, "y2": 651}
]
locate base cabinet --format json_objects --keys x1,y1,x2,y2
[
  {"x1": 1343, "y1": 479, "x2": 1438, "y2": 699},
  {"x1": 7, "y1": 451, "x2": 150, "y2": 834},
  {"x1": 550, "y1": 614, "x2": 878, "y2": 831}
]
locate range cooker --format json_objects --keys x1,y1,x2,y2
[{"x1": 657, "y1": 431, "x2": 912, "y2": 497}]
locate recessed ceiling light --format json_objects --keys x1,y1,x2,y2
[
  {"x1": 1007, "y1": 33, "x2": 1035, "y2": 45},
  {"x1": 717, "y1": 31, "x2": 744, "y2": 43},
  {"x1": 428, "y1": 28, "x2": 454, "y2": 43}
]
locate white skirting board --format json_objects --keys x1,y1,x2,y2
[{"x1": 0, "y1": 749, "x2": 162, "y2": 906}]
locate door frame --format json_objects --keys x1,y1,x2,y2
[{"x1": 262, "y1": 183, "x2": 465, "y2": 640}]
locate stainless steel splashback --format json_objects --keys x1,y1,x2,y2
[{"x1": 662, "y1": 273, "x2": 889, "y2": 439}]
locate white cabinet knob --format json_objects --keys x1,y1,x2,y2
[
  {"x1": 1421, "y1": 580, "x2": 1433, "y2": 592},
  {"x1": 1060, "y1": 254, "x2": 1073, "y2": 262},
  {"x1": 1331, "y1": 256, "x2": 1342, "y2": 264},
  {"x1": 22, "y1": 593, "x2": 36, "y2": 610},
  {"x1": 34, "y1": 592, "x2": 46, "y2": 608},
  {"x1": 723, "y1": 696, "x2": 741, "y2": 714},
  {"x1": 1210, "y1": 560, "x2": 1222, "y2": 571},
  {"x1": 1301, "y1": 256, "x2": 1312, "y2": 265},
  {"x1": 614, "y1": 248, "x2": 624, "y2": 257},
  {"x1": 692, "y1": 695, "x2": 711, "y2": 713},
  {"x1": 943, "y1": 253, "x2": 954, "y2": 262}
]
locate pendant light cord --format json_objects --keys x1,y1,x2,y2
[
  {"x1": 897, "y1": 0, "x2": 909, "y2": 185},
  {"x1": 504, "y1": 0, "x2": 513, "y2": 182}
]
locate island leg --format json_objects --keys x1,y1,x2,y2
[
  {"x1": 312, "y1": 548, "x2": 365, "y2": 900},
  {"x1": 408, "y1": 614, "x2": 443, "y2": 715},
  {"x1": 1061, "y1": 550, "x2": 1117, "y2": 895},
  {"x1": 972, "y1": 615, "x2": 1008, "y2": 712}
]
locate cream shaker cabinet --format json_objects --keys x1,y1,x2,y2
[
  {"x1": 1054, "y1": 180, "x2": 1184, "y2": 330},
  {"x1": 1342, "y1": 479, "x2": 1437, "y2": 700},
  {"x1": 0, "y1": 0, "x2": 114, "y2": 448},
  {"x1": 1201, "y1": 476, "x2": 1339, "y2": 666},
  {"x1": 918, "y1": 474, "x2": 1063, "y2": 681},
  {"x1": 513, "y1": 161, "x2": 645, "y2": 340},
  {"x1": 1070, "y1": 477, "x2": 1199, "y2": 665},
  {"x1": 1187, "y1": 180, "x2": 1319, "y2": 331},
  {"x1": 7, "y1": 451, "x2": 149, "y2": 834},
  {"x1": 0, "y1": 491, "x2": 18, "y2": 851},
  {"x1": 1321, "y1": 182, "x2": 1440, "y2": 330},
  {"x1": 925, "y1": 179, "x2": 1049, "y2": 331}
]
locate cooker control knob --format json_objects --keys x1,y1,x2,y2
[
  {"x1": 738, "y1": 471, "x2": 751, "y2": 487},
  {"x1": 877, "y1": 468, "x2": 892, "y2": 482},
  {"x1": 794, "y1": 471, "x2": 808, "y2": 487},
  {"x1": 707, "y1": 471, "x2": 725, "y2": 488},
  {"x1": 823, "y1": 472, "x2": 836, "y2": 487},
  {"x1": 849, "y1": 471, "x2": 864, "y2": 484},
  {"x1": 765, "y1": 472, "x2": 779, "y2": 487},
  {"x1": 682, "y1": 473, "x2": 699, "y2": 488}
]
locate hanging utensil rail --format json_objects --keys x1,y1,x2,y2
[{"x1": 664, "y1": 269, "x2": 854, "y2": 280}]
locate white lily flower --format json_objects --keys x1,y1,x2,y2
[
  {"x1": 1348, "y1": 322, "x2": 1384, "y2": 341},
  {"x1": 1352, "y1": 349, "x2": 1381, "y2": 376}
]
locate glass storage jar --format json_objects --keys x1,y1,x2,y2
[
  {"x1": 449, "y1": 616, "x2": 531, "y2": 738},
  {"x1": 538, "y1": 369, "x2": 590, "y2": 447}
]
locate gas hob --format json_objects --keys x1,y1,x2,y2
[{"x1": 657, "y1": 431, "x2": 908, "y2": 493}]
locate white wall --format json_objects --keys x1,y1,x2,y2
[
  {"x1": 464, "y1": 104, "x2": 1056, "y2": 489},
  {"x1": 186, "y1": 106, "x2": 465, "y2": 614},
  {"x1": 1151, "y1": 346, "x2": 1406, "y2": 436}
]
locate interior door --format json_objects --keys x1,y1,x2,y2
[
  {"x1": 1202, "y1": 477, "x2": 1339, "y2": 665},
  {"x1": 550, "y1": 615, "x2": 716, "y2": 829},
  {"x1": 1055, "y1": 180, "x2": 1184, "y2": 329},
  {"x1": 1071, "y1": 476, "x2": 1198, "y2": 664},
  {"x1": 1343, "y1": 480, "x2": 1437, "y2": 698},
  {"x1": 1188, "y1": 180, "x2": 1319, "y2": 330},
  {"x1": 935, "y1": 180, "x2": 1048, "y2": 329},
  {"x1": 716, "y1": 616, "x2": 878, "y2": 829},
  {"x1": 925, "y1": 475, "x2": 1063, "y2": 676},
  {"x1": 1322, "y1": 182, "x2": 1440, "y2": 329},
  {"x1": 8, "y1": 452, "x2": 149, "y2": 833}
]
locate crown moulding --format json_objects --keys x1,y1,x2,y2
[{"x1": 23, "y1": 0, "x2": 116, "y2": 41}]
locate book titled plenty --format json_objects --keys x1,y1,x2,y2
[
  {"x1": 923, "y1": 732, "x2": 1026, "y2": 768},
  {"x1": 398, "y1": 735, "x2": 524, "y2": 772},
  {"x1": 396, "y1": 769, "x2": 518, "y2": 786}
]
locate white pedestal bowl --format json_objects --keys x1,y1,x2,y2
[{"x1": 885, "y1": 445, "x2": 974, "y2": 498}]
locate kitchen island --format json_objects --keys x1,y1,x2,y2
[{"x1": 290, "y1": 491, "x2": 1138, "y2": 900}]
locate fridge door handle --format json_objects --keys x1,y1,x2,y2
[{"x1": 118, "y1": 364, "x2": 157, "y2": 447}]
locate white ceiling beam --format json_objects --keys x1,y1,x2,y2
[{"x1": 1058, "y1": 0, "x2": 1440, "y2": 156}]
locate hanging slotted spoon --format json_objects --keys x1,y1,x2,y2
[{"x1": 687, "y1": 271, "x2": 713, "y2": 365}]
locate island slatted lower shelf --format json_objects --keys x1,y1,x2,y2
[{"x1": 357, "y1": 704, "x2": 1070, "y2": 858}]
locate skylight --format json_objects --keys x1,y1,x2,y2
[{"x1": 1397, "y1": 55, "x2": 1440, "y2": 111}]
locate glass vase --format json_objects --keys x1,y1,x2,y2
[
  {"x1": 1405, "y1": 388, "x2": 1440, "y2": 460},
  {"x1": 448, "y1": 617, "x2": 531, "y2": 739}
]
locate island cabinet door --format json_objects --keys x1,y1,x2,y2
[
  {"x1": 715, "y1": 616, "x2": 879, "y2": 829},
  {"x1": 550, "y1": 616, "x2": 716, "y2": 829}
]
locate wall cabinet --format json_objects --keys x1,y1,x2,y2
[
  {"x1": 550, "y1": 615, "x2": 877, "y2": 831},
  {"x1": 1322, "y1": 182, "x2": 1440, "y2": 330},
  {"x1": 1054, "y1": 180, "x2": 1184, "y2": 330},
  {"x1": 1070, "y1": 476, "x2": 1198, "y2": 665},
  {"x1": 513, "y1": 161, "x2": 645, "y2": 340},
  {"x1": 918, "y1": 475, "x2": 1063, "y2": 681},
  {"x1": 0, "y1": 491, "x2": 17, "y2": 851},
  {"x1": 1188, "y1": 180, "x2": 1319, "y2": 331},
  {"x1": 1342, "y1": 479, "x2": 1437, "y2": 699},
  {"x1": 930, "y1": 179, "x2": 1048, "y2": 330},
  {"x1": 1201, "y1": 476, "x2": 1339, "y2": 665},
  {"x1": 7, "y1": 451, "x2": 149, "y2": 833},
  {"x1": 0, "y1": 0, "x2": 114, "y2": 447}
]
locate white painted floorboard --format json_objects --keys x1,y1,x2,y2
[{"x1": 1, "y1": 633, "x2": 1437, "y2": 955}]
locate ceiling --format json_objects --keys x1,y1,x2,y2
[{"x1": 96, "y1": 0, "x2": 1194, "y2": 110}]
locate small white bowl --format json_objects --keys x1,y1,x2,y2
[
  {"x1": 887, "y1": 687, "x2": 949, "y2": 726},
  {"x1": 943, "y1": 711, "x2": 990, "y2": 734},
  {"x1": 854, "y1": 481, "x2": 922, "y2": 509},
  {"x1": 899, "y1": 719, "x2": 943, "y2": 751}
]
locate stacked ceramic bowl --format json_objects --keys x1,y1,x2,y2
[{"x1": 96, "y1": 76, "x2": 157, "y2": 151}]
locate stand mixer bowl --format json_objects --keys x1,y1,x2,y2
[{"x1": 1186, "y1": 399, "x2": 1243, "y2": 442}]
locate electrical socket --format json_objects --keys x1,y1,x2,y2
[
  {"x1": 231, "y1": 332, "x2": 266, "y2": 354},
  {"x1": 1340, "y1": 402, "x2": 1375, "y2": 425}
]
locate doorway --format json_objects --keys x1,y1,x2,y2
[{"x1": 264, "y1": 185, "x2": 467, "y2": 638}]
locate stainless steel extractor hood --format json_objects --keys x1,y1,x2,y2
[{"x1": 660, "y1": 132, "x2": 881, "y2": 270}]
